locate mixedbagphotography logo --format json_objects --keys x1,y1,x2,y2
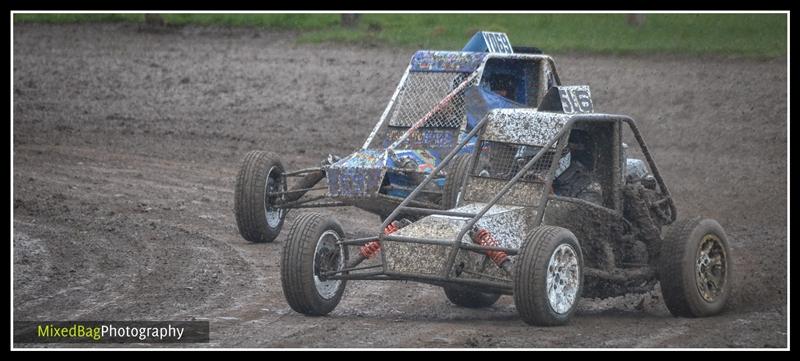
[{"x1": 14, "y1": 321, "x2": 209, "y2": 344}]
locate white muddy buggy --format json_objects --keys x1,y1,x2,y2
[{"x1": 279, "y1": 106, "x2": 732, "y2": 326}]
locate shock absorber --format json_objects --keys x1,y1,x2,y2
[
  {"x1": 347, "y1": 218, "x2": 411, "y2": 268},
  {"x1": 359, "y1": 240, "x2": 382, "y2": 259},
  {"x1": 469, "y1": 226, "x2": 512, "y2": 273}
]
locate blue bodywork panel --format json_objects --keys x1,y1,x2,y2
[
  {"x1": 326, "y1": 149, "x2": 387, "y2": 198},
  {"x1": 385, "y1": 149, "x2": 445, "y2": 197},
  {"x1": 381, "y1": 129, "x2": 462, "y2": 198},
  {"x1": 464, "y1": 85, "x2": 526, "y2": 129}
]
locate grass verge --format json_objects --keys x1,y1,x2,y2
[{"x1": 14, "y1": 13, "x2": 787, "y2": 57}]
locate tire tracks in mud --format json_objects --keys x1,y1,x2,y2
[{"x1": 14, "y1": 143, "x2": 262, "y2": 322}]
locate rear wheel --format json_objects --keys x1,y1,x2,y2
[
  {"x1": 514, "y1": 226, "x2": 583, "y2": 326},
  {"x1": 659, "y1": 217, "x2": 731, "y2": 317},
  {"x1": 443, "y1": 286, "x2": 500, "y2": 308},
  {"x1": 281, "y1": 212, "x2": 348, "y2": 316},
  {"x1": 442, "y1": 153, "x2": 471, "y2": 209},
  {"x1": 234, "y1": 150, "x2": 287, "y2": 243}
]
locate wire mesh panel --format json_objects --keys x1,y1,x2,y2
[
  {"x1": 387, "y1": 72, "x2": 476, "y2": 129},
  {"x1": 471, "y1": 140, "x2": 568, "y2": 183}
]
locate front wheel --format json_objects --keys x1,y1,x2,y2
[
  {"x1": 234, "y1": 150, "x2": 287, "y2": 243},
  {"x1": 280, "y1": 212, "x2": 348, "y2": 316},
  {"x1": 659, "y1": 217, "x2": 732, "y2": 317},
  {"x1": 514, "y1": 226, "x2": 583, "y2": 326}
]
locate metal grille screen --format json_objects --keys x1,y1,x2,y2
[
  {"x1": 471, "y1": 141, "x2": 567, "y2": 183},
  {"x1": 387, "y1": 72, "x2": 476, "y2": 129}
]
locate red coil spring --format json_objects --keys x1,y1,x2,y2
[
  {"x1": 384, "y1": 220, "x2": 402, "y2": 235},
  {"x1": 359, "y1": 221, "x2": 403, "y2": 259},
  {"x1": 359, "y1": 241, "x2": 382, "y2": 259},
  {"x1": 472, "y1": 228, "x2": 509, "y2": 266}
]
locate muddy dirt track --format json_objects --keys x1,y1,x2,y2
[{"x1": 13, "y1": 24, "x2": 787, "y2": 348}]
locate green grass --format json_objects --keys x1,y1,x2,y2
[
  {"x1": 14, "y1": 13, "x2": 787, "y2": 57},
  {"x1": 13, "y1": 13, "x2": 341, "y2": 29}
]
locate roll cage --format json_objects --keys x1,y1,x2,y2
[{"x1": 326, "y1": 112, "x2": 677, "y2": 294}]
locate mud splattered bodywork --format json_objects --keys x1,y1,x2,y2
[
  {"x1": 543, "y1": 198, "x2": 625, "y2": 272},
  {"x1": 410, "y1": 51, "x2": 486, "y2": 73},
  {"x1": 482, "y1": 109, "x2": 570, "y2": 146},
  {"x1": 326, "y1": 149, "x2": 387, "y2": 198},
  {"x1": 463, "y1": 177, "x2": 545, "y2": 209},
  {"x1": 383, "y1": 203, "x2": 526, "y2": 282}
]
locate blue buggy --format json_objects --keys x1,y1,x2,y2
[{"x1": 235, "y1": 32, "x2": 585, "y2": 243}]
